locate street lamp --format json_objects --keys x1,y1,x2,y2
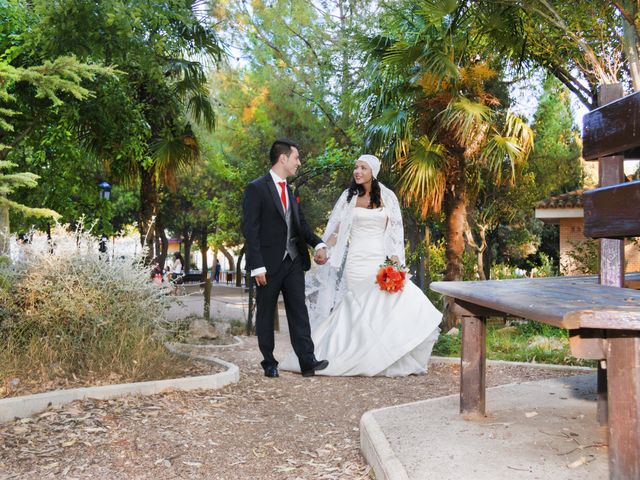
[{"x1": 98, "y1": 181, "x2": 111, "y2": 200}]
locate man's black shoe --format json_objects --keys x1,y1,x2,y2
[
  {"x1": 264, "y1": 366, "x2": 279, "y2": 378},
  {"x1": 301, "y1": 359, "x2": 329, "y2": 377}
]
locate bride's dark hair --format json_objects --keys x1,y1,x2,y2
[{"x1": 347, "y1": 178, "x2": 381, "y2": 208}]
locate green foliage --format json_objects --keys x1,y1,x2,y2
[
  {"x1": 0, "y1": 161, "x2": 59, "y2": 220},
  {"x1": 565, "y1": 239, "x2": 599, "y2": 274},
  {"x1": 2, "y1": 0, "x2": 222, "y2": 260},
  {"x1": 527, "y1": 75, "x2": 583, "y2": 199},
  {"x1": 432, "y1": 321, "x2": 593, "y2": 366}
]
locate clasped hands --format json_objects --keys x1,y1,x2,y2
[{"x1": 314, "y1": 247, "x2": 328, "y2": 265}]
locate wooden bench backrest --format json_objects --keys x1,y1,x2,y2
[{"x1": 583, "y1": 88, "x2": 640, "y2": 240}]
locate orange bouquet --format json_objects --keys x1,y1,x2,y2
[{"x1": 375, "y1": 258, "x2": 407, "y2": 293}]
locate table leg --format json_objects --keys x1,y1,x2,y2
[
  {"x1": 460, "y1": 314, "x2": 486, "y2": 416},
  {"x1": 606, "y1": 332, "x2": 640, "y2": 479}
]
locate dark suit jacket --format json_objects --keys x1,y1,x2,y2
[{"x1": 242, "y1": 173, "x2": 322, "y2": 273}]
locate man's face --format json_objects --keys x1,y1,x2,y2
[{"x1": 281, "y1": 146, "x2": 301, "y2": 177}]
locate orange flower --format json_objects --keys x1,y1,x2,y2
[{"x1": 375, "y1": 261, "x2": 406, "y2": 294}]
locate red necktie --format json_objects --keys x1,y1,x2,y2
[{"x1": 278, "y1": 181, "x2": 287, "y2": 210}]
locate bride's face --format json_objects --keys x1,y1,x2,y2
[{"x1": 353, "y1": 161, "x2": 373, "y2": 185}]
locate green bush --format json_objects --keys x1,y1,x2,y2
[{"x1": 0, "y1": 242, "x2": 193, "y2": 396}]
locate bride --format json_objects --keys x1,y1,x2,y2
[{"x1": 280, "y1": 154, "x2": 441, "y2": 377}]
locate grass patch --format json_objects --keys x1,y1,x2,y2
[{"x1": 433, "y1": 320, "x2": 595, "y2": 367}]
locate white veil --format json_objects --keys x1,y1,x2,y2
[{"x1": 305, "y1": 182, "x2": 405, "y2": 328}]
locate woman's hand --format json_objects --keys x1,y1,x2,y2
[
  {"x1": 390, "y1": 255, "x2": 400, "y2": 265},
  {"x1": 326, "y1": 229, "x2": 339, "y2": 247}
]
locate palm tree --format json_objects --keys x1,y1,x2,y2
[
  {"x1": 129, "y1": 4, "x2": 222, "y2": 263},
  {"x1": 362, "y1": 0, "x2": 533, "y2": 329}
]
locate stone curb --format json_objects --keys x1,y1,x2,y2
[
  {"x1": 0, "y1": 345, "x2": 240, "y2": 424},
  {"x1": 360, "y1": 411, "x2": 410, "y2": 480},
  {"x1": 430, "y1": 355, "x2": 595, "y2": 371},
  {"x1": 360, "y1": 358, "x2": 595, "y2": 480}
]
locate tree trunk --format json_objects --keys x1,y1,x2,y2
[
  {"x1": 424, "y1": 224, "x2": 431, "y2": 287},
  {"x1": 476, "y1": 246, "x2": 486, "y2": 280},
  {"x1": 442, "y1": 160, "x2": 467, "y2": 331},
  {"x1": 199, "y1": 233, "x2": 212, "y2": 322},
  {"x1": 235, "y1": 246, "x2": 245, "y2": 287},
  {"x1": 139, "y1": 164, "x2": 157, "y2": 264},
  {"x1": 46, "y1": 222, "x2": 53, "y2": 254},
  {"x1": 444, "y1": 188, "x2": 467, "y2": 281},
  {"x1": 182, "y1": 230, "x2": 193, "y2": 274},
  {"x1": 405, "y1": 213, "x2": 425, "y2": 290},
  {"x1": 155, "y1": 215, "x2": 169, "y2": 268},
  {"x1": 219, "y1": 245, "x2": 235, "y2": 271},
  {"x1": 621, "y1": 0, "x2": 640, "y2": 91},
  {"x1": 0, "y1": 201, "x2": 9, "y2": 256}
]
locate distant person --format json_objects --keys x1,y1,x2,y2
[
  {"x1": 98, "y1": 235, "x2": 108, "y2": 258},
  {"x1": 170, "y1": 252, "x2": 184, "y2": 282},
  {"x1": 214, "y1": 261, "x2": 221, "y2": 283},
  {"x1": 151, "y1": 260, "x2": 164, "y2": 286}
]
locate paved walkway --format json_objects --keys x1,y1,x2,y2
[
  {"x1": 361, "y1": 373, "x2": 607, "y2": 480},
  {"x1": 171, "y1": 288, "x2": 608, "y2": 480},
  {"x1": 165, "y1": 284, "x2": 288, "y2": 331}
]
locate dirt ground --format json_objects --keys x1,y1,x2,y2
[{"x1": 0, "y1": 334, "x2": 585, "y2": 480}]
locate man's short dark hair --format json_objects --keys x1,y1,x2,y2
[{"x1": 269, "y1": 139, "x2": 299, "y2": 166}]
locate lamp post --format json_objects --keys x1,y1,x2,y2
[
  {"x1": 98, "y1": 181, "x2": 112, "y2": 260},
  {"x1": 98, "y1": 181, "x2": 111, "y2": 200}
]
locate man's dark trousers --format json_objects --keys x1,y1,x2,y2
[{"x1": 255, "y1": 254, "x2": 315, "y2": 371}]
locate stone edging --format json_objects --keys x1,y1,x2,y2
[
  {"x1": 0, "y1": 344, "x2": 240, "y2": 424},
  {"x1": 430, "y1": 355, "x2": 595, "y2": 371}
]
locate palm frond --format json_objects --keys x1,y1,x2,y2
[
  {"x1": 187, "y1": 88, "x2": 216, "y2": 131},
  {"x1": 152, "y1": 132, "x2": 200, "y2": 191},
  {"x1": 416, "y1": 0, "x2": 460, "y2": 26},
  {"x1": 440, "y1": 97, "x2": 493, "y2": 147},
  {"x1": 397, "y1": 135, "x2": 449, "y2": 217}
]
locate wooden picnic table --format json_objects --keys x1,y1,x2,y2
[{"x1": 431, "y1": 274, "x2": 640, "y2": 479}]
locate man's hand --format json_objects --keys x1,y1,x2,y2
[
  {"x1": 254, "y1": 273, "x2": 267, "y2": 287},
  {"x1": 314, "y1": 248, "x2": 328, "y2": 265}
]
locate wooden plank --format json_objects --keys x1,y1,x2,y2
[
  {"x1": 566, "y1": 307, "x2": 640, "y2": 330},
  {"x1": 584, "y1": 181, "x2": 640, "y2": 238},
  {"x1": 606, "y1": 333, "x2": 640, "y2": 479},
  {"x1": 430, "y1": 278, "x2": 640, "y2": 328},
  {"x1": 460, "y1": 313, "x2": 486, "y2": 416},
  {"x1": 451, "y1": 299, "x2": 506, "y2": 318},
  {"x1": 569, "y1": 329, "x2": 605, "y2": 359},
  {"x1": 582, "y1": 86, "x2": 640, "y2": 160}
]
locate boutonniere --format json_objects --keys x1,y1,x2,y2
[{"x1": 296, "y1": 196, "x2": 300, "y2": 204}]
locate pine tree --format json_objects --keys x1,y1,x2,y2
[{"x1": 528, "y1": 75, "x2": 583, "y2": 200}]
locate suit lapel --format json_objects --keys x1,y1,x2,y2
[
  {"x1": 288, "y1": 185, "x2": 300, "y2": 227},
  {"x1": 265, "y1": 174, "x2": 286, "y2": 221}
]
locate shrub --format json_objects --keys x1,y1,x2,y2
[{"x1": 0, "y1": 232, "x2": 193, "y2": 396}]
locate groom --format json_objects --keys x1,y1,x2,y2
[{"x1": 242, "y1": 139, "x2": 329, "y2": 378}]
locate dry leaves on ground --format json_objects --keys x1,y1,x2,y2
[{"x1": 0, "y1": 334, "x2": 584, "y2": 480}]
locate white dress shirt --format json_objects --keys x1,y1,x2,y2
[{"x1": 250, "y1": 170, "x2": 326, "y2": 277}]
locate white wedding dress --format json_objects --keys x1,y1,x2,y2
[{"x1": 281, "y1": 207, "x2": 441, "y2": 377}]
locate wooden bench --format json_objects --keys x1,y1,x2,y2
[{"x1": 431, "y1": 85, "x2": 640, "y2": 479}]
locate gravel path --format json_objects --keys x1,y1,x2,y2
[{"x1": 0, "y1": 334, "x2": 584, "y2": 480}]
